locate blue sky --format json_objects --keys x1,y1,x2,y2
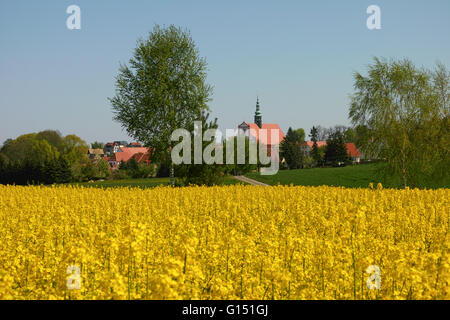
[{"x1": 1, "y1": 0, "x2": 449, "y2": 145}]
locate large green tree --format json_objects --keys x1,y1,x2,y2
[
  {"x1": 324, "y1": 131, "x2": 349, "y2": 166},
  {"x1": 175, "y1": 113, "x2": 225, "y2": 186},
  {"x1": 281, "y1": 127, "x2": 305, "y2": 169},
  {"x1": 223, "y1": 135, "x2": 259, "y2": 176},
  {"x1": 110, "y1": 25, "x2": 213, "y2": 186},
  {"x1": 349, "y1": 57, "x2": 449, "y2": 188},
  {"x1": 309, "y1": 126, "x2": 323, "y2": 166},
  {"x1": 0, "y1": 133, "x2": 37, "y2": 163},
  {"x1": 36, "y1": 130, "x2": 64, "y2": 152}
]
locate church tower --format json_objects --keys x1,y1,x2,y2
[{"x1": 254, "y1": 97, "x2": 262, "y2": 128}]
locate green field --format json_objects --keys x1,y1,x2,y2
[
  {"x1": 68, "y1": 164, "x2": 447, "y2": 189},
  {"x1": 246, "y1": 163, "x2": 449, "y2": 189},
  {"x1": 70, "y1": 176, "x2": 245, "y2": 189}
]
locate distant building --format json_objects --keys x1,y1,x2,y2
[
  {"x1": 344, "y1": 143, "x2": 361, "y2": 163},
  {"x1": 113, "y1": 147, "x2": 151, "y2": 164},
  {"x1": 131, "y1": 151, "x2": 152, "y2": 165},
  {"x1": 304, "y1": 141, "x2": 361, "y2": 163},
  {"x1": 237, "y1": 98, "x2": 285, "y2": 156},
  {"x1": 87, "y1": 148, "x2": 105, "y2": 160},
  {"x1": 102, "y1": 141, "x2": 151, "y2": 169},
  {"x1": 104, "y1": 141, "x2": 125, "y2": 155}
]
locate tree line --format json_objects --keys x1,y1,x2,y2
[
  {"x1": 280, "y1": 125, "x2": 361, "y2": 170},
  {"x1": 0, "y1": 130, "x2": 110, "y2": 185}
]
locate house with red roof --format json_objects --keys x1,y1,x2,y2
[
  {"x1": 237, "y1": 98, "x2": 285, "y2": 156},
  {"x1": 304, "y1": 141, "x2": 361, "y2": 163},
  {"x1": 113, "y1": 147, "x2": 151, "y2": 163},
  {"x1": 131, "y1": 151, "x2": 152, "y2": 164},
  {"x1": 344, "y1": 143, "x2": 361, "y2": 162}
]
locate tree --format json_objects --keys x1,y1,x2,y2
[
  {"x1": 280, "y1": 127, "x2": 305, "y2": 169},
  {"x1": 126, "y1": 158, "x2": 139, "y2": 172},
  {"x1": 61, "y1": 134, "x2": 89, "y2": 181},
  {"x1": 324, "y1": 131, "x2": 349, "y2": 166},
  {"x1": 175, "y1": 113, "x2": 225, "y2": 186},
  {"x1": 0, "y1": 132, "x2": 92, "y2": 184},
  {"x1": 0, "y1": 133, "x2": 37, "y2": 163},
  {"x1": 349, "y1": 57, "x2": 448, "y2": 188},
  {"x1": 315, "y1": 126, "x2": 330, "y2": 141},
  {"x1": 353, "y1": 125, "x2": 372, "y2": 155},
  {"x1": 343, "y1": 127, "x2": 356, "y2": 143},
  {"x1": 309, "y1": 126, "x2": 322, "y2": 166},
  {"x1": 91, "y1": 141, "x2": 105, "y2": 149},
  {"x1": 294, "y1": 128, "x2": 306, "y2": 142},
  {"x1": 94, "y1": 159, "x2": 111, "y2": 180},
  {"x1": 433, "y1": 61, "x2": 450, "y2": 118},
  {"x1": 57, "y1": 157, "x2": 72, "y2": 183},
  {"x1": 110, "y1": 24, "x2": 213, "y2": 186},
  {"x1": 223, "y1": 135, "x2": 258, "y2": 176},
  {"x1": 36, "y1": 130, "x2": 64, "y2": 153},
  {"x1": 0, "y1": 139, "x2": 13, "y2": 152},
  {"x1": 30, "y1": 139, "x2": 60, "y2": 164},
  {"x1": 429, "y1": 63, "x2": 450, "y2": 182}
]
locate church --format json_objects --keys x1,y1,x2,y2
[{"x1": 238, "y1": 98, "x2": 285, "y2": 155}]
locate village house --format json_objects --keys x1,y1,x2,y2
[
  {"x1": 87, "y1": 148, "x2": 105, "y2": 160},
  {"x1": 304, "y1": 141, "x2": 361, "y2": 163},
  {"x1": 99, "y1": 141, "x2": 152, "y2": 169},
  {"x1": 105, "y1": 147, "x2": 152, "y2": 169},
  {"x1": 104, "y1": 141, "x2": 127, "y2": 156}
]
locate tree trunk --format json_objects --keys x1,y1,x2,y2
[{"x1": 170, "y1": 162, "x2": 175, "y2": 187}]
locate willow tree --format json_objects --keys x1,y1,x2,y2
[
  {"x1": 110, "y1": 25, "x2": 213, "y2": 186},
  {"x1": 349, "y1": 57, "x2": 448, "y2": 188}
]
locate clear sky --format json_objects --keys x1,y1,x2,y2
[{"x1": 1, "y1": 0, "x2": 449, "y2": 145}]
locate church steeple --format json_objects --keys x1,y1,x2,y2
[{"x1": 254, "y1": 97, "x2": 262, "y2": 128}]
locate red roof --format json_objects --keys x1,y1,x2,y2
[
  {"x1": 242, "y1": 122, "x2": 285, "y2": 146},
  {"x1": 304, "y1": 141, "x2": 327, "y2": 149},
  {"x1": 345, "y1": 143, "x2": 361, "y2": 157},
  {"x1": 132, "y1": 152, "x2": 151, "y2": 163},
  {"x1": 114, "y1": 147, "x2": 150, "y2": 163},
  {"x1": 304, "y1": 141, "x2": 360, "y2": 158}
]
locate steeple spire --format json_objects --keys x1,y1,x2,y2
[{"x1": 254, "y1": 97, "x2": 262, "y2": 128}]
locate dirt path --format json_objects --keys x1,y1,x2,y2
[{"x1": 233, "y1": 176, "x2": 270, "y2": 186}]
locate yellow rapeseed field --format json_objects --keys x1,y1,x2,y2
[{"x1": 0, "y1": 184, "x2": 448, "y2": 300}]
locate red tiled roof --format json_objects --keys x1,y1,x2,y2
[
  {"x1": 114, "y1": 147, "x2": 150, "y2": 163},
  {"x1": 132, "y1": 152, "x2": 151, "y2": 163},
  {"x1": 304, "y1": 141, "x2": 327, "y2": 149},
  {"x1": 304, "y1": 141, "x2": 361, "y2": 157},
  {"x1": 243, "y1": 122, "x2": 285, "y2": 146},
  {"x1": 345, "y1": 143, "x2": 361, "y2": 157}
]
